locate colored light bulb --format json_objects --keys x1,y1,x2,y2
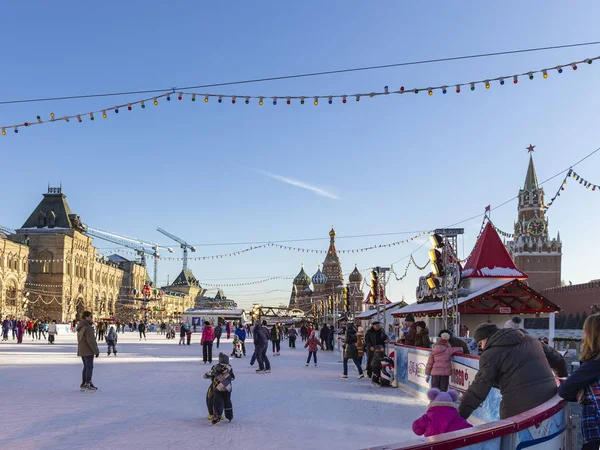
[
  {"x1": 442, "y1": 88, "x2": 447, "y2": 94},
  {"x1": 1, "y1": 128, "x2": 4, "y2": 135},
  {"x1": 572, "y1": 64, "x2": 577, "y2": 70},
  {"x1": 102, "y1": 111, "x2": 107, "y2": 118},
  {"x1": 428, "y1": 90, "x2": 433, "y2": 96},
  {"x1": 203, "y1": 96, "x2": 208, "y2": 103},
  {"x1": 37, "y1": 115, "x2": 41, "y2": 120},
  {"x1": 328, "y1": 96, "x2": 332, "y2": 104},
  {"x1": 166, "y1": 96, "x2": 171, "y2": 101},
  {"x1": 557, "y1": 66, "x2": 563, "y2": 74},
  {"x1": 287, "y1": 99, "x2": 291, "y2": 105},
  {"x1": 414, "y1": 89, "x2": 419, "y2": 94},
  {"x1": 218, "y1": 96, "x2": 222, "y2": 103},
  {"x1": 115, "y1": 108, "x2": 119, "y2": 113},
  {"x1": 128, "y1": 105, "x2": 132, "y2": 110},
  {"x1": 528, "y1": 73, "x2": 534, "y2": 80},
  {"x1": 342, "y1": 96, "x2": 347, "y2": 103},
  {"x1": 273, "y1": 100, "x2": 277, "y2": 105},
  {"x1": 485, "y1": 80, "x2": 490, "y2": 89},
  {"x1": 245, "y1": 99, "x2": 250, "y2": 104},
  {"x1": 456, "y1": 85, "x2": 461, "y2": 93},
  {"x1": 400, "y1": 86, "x2": 405, "y2": 92},
  {"x1": 513, "y1": 76, "x2": 518, "y2": 84},
  {"x1": 77, "y1": 115, "x2": 82, "y2": 122},
  {"x1": 178, "y1": 93, "x2": 183, "y2": 100},
  {"x1": 14, "y1": 128, "x2": 18, "y2": 133},
  {"x1": 470, "y1": 83, "x2": 475, "y2": 91},
  {"x1": 314, "y1": 97, "x2": 318, "y2": 105},
  {"x1": 355, "y1": 95, "x2": 360, "y2": 101},
  {"x1": 153, "y1": 99, "x2": 158, "y2": 105},
  {"x1": 141, "y1": 101, "x2": 146, "y2": 108},
  {"x1": 259, "y1": 97, "x2": 263, "y2": 105},
  {"x1": 232, "y1": 98, "x2": 236, "y2": 104},
  {"x1": 543, "y1": 70, "x2": 548, "y2": 79},
  {"x1": 499, "y1": 78, "x2": 505, "y2": 85},
  {"x1": 587, "y1": 59, "x2": 593, "y2": 64},
  {"x1": 191, "y1": 95, "x2": 196, "y2": 102}
]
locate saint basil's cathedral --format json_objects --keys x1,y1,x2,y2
[{"x1": 288, "y1": 228, "x2": 365, "y2": 315}]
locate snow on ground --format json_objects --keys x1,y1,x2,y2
[{"x1": 0, "y1": 331, "x2": 426, "y2": 450}]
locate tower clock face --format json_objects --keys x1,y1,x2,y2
[{"x1": 527, "y1": 218, "x2": 545, "y2": 236}]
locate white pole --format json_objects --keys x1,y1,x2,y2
[{"x1": 549, "y1": 312, "x2": 556, "y2": 348}]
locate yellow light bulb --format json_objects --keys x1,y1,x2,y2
[
  {"x1": 204, "y1": 96, "x2": 209, "y2": 103},
  {"x1": 1, "y1": 129, "x2": 5, "y2": 136},
  {"x1": 485, "y1": 83, "x2": 490, "y2": 89},
  {"x1": 102, "y1": 111, "x2": 107, "y2": 119},
  {"x1": 543, "y1": 72, "x2": 548, "y2": 79},
  {"x1": 314, "y1": 100, "x2": 318, "y2": 105},
  {"x1": 428, "y1": 90, "x2": 433, "y2": 96},
  {"x1": 259, "y1": 100, "x2": 263, "y2": 105},
  {"x1": 50, "y1": 112, "x2": 55, "y2": 118},
  {"x1": 154, "y1": 100, "x2": 158, "y2": 106}
]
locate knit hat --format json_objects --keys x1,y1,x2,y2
[
  {"x1": 218, "y1": 353, "x2": 229, "y2": 364},
  {"x1": 371, "y1": 320, "x2": 381, "y2": 326},
  {"x1": 504, "y1": 316, "x2": 521, "y2": 329},
  {"x1": 416, "y1": 321, "x2": 426, "y2": 329},
  {"x1": 405, "y1": 313, "x2": 415, "y2": 323},
  {"x1": 427, "y1": 388, "x2": 459, "y2": 409},
  {"x1": 439, "y1": 332, "x2": 451, "y2": 341},
  {"x1": 473, "y1": 323, "x2": 498, "y2": 343}
]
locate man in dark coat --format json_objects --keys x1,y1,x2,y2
[
  {"x1": 253, "y1": 321, "x2": 271, "y2": 373},
  {"x1": 319, "y1": 324, "x2": 329, "y2": 349},
  {"x1": 403, "y1": 313, "x2": 418, "y2": 346},
  {"x1": 327, "y1": 325, "x2": 336, "y2": 351},
  {"x1": 341, "y1": 323, "x2": 364, "y2": 379},
  {"x1": 214, "y1": 323, "x2": 222, "y2": 348},
  {"x1": 458, "y1": 323, "x2": 557, "y2": 420},
  {"x1": 300, "y1": 324, "x2": 308, "y2": 342},
  {"x1": 364, "y1": 321, "x2": 389, "y2": 378},
  {"x1": 77, "y1": 311, "x2": 100, "y2": 391}
]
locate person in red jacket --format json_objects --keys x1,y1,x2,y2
[
  {"x1": 304, "y1": 331, "x2": 324, "y2": 367},
  {"x1": 201, "y1": 321, "x2": 215, "y2": 364}
]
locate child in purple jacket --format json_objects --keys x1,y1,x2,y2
[{"x1": 413, "y1": 388, "x2": 472, "y2": 437}]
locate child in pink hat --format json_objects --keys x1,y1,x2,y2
[{"x1": 412, "y1": 388, "x2": 472, "y2": 437}]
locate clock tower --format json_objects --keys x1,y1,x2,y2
[{"x1": 507, "y1": 145, "x2": 562, "y2": 292}]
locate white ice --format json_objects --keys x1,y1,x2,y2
[{"x1": 0, "y1": 331, "x2": 426, "y2": 450}]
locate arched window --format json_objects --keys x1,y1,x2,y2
[{"x1": 5, "y1": 280, "x2": 18, "y2": 307}]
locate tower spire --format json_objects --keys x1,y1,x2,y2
[{"x1": 524, "y1": 145, "x2": 539, "y2": 190}]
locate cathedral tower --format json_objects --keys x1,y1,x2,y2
[{"x1": 507, "y1": 146, "x2": 562, "y2": 292}]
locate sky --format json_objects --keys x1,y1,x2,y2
[{"x1": 1, "y1": 1, "x2": 600, "y2": 309}]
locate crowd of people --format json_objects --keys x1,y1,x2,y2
[{"x1": 1, "y1": 317, "x2": 59, "y2": 344}]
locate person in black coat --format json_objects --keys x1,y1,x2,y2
[
  {"x1": 138, "y1": 322, "x2": 146, "y2": 341},
  {"x1": 214, "y1": 324, "x2": 223, "y2": 349},
  {"x1": 458, "y1": 323, "x2": 556, "y2": 420},
  {"x1": 341, "y1": 323, "x2": 364, "y2": 379},
  {"x1": 327, "y1": 325, "x2": 336, "y2": 351},
  {"x1": 364, "y1": 321, "x2": 389, "y2": 378},
  {"x1": 319, "y1": 324, "x2": 329, "y2": 349}
]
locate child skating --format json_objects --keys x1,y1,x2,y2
[
  {"x1": 204, "y1": 352, "x2": 235, "y2": 425},
  {"x1": 304, "y1": 330, "x2": 324, "y2": 367},
  {"x1": 106, "y1": 326, "x2": 118, "y2": 356}
]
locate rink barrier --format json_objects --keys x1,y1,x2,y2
[{"x1": 363, "y1": 343, "x2": 567, "y2": 450}]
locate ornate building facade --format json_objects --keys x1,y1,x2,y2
[
  {"x1": 0, "y1": 187, "x2": 196, "y2": 322},
  {"x1": 289, "y1": 227, "x2": 364, "y2": 315},
  {"x1": 507, "y1": 148, "x2": 562, "y2": 292}
]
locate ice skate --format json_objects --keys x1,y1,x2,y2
[
  {"x1": 340, "y1": 375, "x2": 348, "y2": 380},
  {"x1": 255, "y1": 369, "x2": 265, "y2": 374},
  {"x1": 211, "y1": 416, "x2": 221, "y2": 425},
  {"x1": 264, "y1": 369, "x2": 271, "y2": 373},
  {"x1": 357, "y1": 374, "x2": 365, "y2": 380},
  {"x1": 305, "y1": 363, "x2": 309, "y2": 367}
]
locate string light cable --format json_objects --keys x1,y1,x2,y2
[
  {"x1": 2, "y1": 54, "x2": 598, "y2": 135},
  {"x1": 1, "y1": 40, "x2": 599, "y2": 107}
]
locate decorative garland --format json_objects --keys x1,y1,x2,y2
[
  {"x1": 390, "y1": 255, "x2": 430, "y2": 281},
  {"x1": 2, "y1": 55, "x2": 596, "y2": 136},
  {"x1": 543, "y1": 168, "x2": 599, "y2": 214}
]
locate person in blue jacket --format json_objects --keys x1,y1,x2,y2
[
  {"x1": 234, "y1": 325, "x2": 246, "y2": 356},
  {"x1": 558, "y1": 314, "x2": 600, "y2": 450}
]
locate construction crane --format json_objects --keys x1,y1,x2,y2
[
  {"x1": 0, "y1": 225, "x2": 16, "y2": 235},
  {"x1": 84, "y1": 226, "x2": 174, "y2": 287},
  {"x1": 156, "y1": 227, "x2": 196, "y2": 271}
]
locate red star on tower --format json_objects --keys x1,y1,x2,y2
[{"x1": 526, "y1": 144, "x2": 535, "y2": 153}]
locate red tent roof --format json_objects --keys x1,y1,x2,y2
[{"x1": 462, "y1": 222, "x2": 527, "y2": 279}]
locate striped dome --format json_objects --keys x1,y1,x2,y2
[
  {"x1": 311, "y1": 266, "x2": 328, "y2": 285},
  {"x1": 293, "y1": 265, "x2": 312, "y2": 287},
  {"x1": 349, "y1": 264, "x2": 363, "y2": 283}
]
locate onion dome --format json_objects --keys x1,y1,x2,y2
[
  {"x1": 293, "y1": 264, "x2": 312, "y2": 287},
  {"x1": 349, "y1": 264, "x2": 363, "y2": 284},
  {"x1": 311, "y1": 265, "x2": 328, "y2": 285}
]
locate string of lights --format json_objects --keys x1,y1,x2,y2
[{"x1": 2, "y1": 55, "x2": 597, "y2": 135}]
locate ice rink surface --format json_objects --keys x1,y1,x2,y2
[{"x1": 0, "y1": 331, "x2": 426, "y2": 450}]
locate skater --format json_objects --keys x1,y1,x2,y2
[
  {"x1": 305, "y1": 331, "x2": 324, "y2": 367},
  {"x1": 458, "y1": 322, "x2": 556, "y2": 420},
  {"x1": 370, "y1": 345, "x2": 386, "y2": 385},
  {"x1": 288, "y1": 325, "x2": 298, "y2": 349},
  {"x1": 48, "y1": 320, "x2": 57, "y2": 344},
  {"x1": 138, "y1": 321, "x2": 146, "y2": 341},
  {"x1": 412, "y1": 389, "x2": 472, "y2": 437},
  {"x1": 271, "y1": 323, "x2": 281, "y2": 356},
  {"x1": 226, "y1": 321, "x2": 231, "y2": 340},
  {"x1": 234, "y1": 324, "x2": 247, "y2": 356},
  {"x1": 319, "y1": 324, "x2": 329, "y2": 349},
  {"x1": 254, "y1": 320, "x2": 271, "y2": 374},
  {"x1": 106, "y1": 326, "x2": 118, "y2": 356},
  {"x1": 201, "y1": 321, "x2": 215, "y2": 364},
  {"x1": 186, "y1": 326, "x2": 192, "y2": 345},
  {"x1": 178, "y1": 322, "x2": 186, "y2": 345},
  {"x1": 327, "y1": 324, "x2": 336, "y2": 351},
  {"x1": 77, "y1": 311, "x2": 99, "y2": 392},
  {"x1": 1, "y1": 317, "x2": 9, "y2": 341},
  {"x1": 357, "y1": 326, "x2": 365, "y2": 366},
  {"x1": 425, "y1": 330, "x2": 464, "y2": 391},
  {"x1": 204, "y1": 353, "x2": 235, "y2": 425},
  {"x1": 300, "y1": 324, "x2": 308, "y2": 342},
  {"x1": 558, "y1": 313, "x2": 600, "y2": 450},
  {"x1": 214, "y1": 322, "x2": 222, "y2": 349},
  {"x1": 17, "y1": 320, "x2": 24, "y2": 343},
  {"x1": 341, "y1": 323, "x2": 364, "y2": 379},
  {"x1": 365, "y1": 321, "x2": 388, "y2": 378}
]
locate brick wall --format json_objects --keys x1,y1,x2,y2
[{"x1": 543, "y1": 281, "x2": 600, "y2": 315}]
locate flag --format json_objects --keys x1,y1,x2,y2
[{"x1": 485, "y1": 205, "x2": 491, "y2": 212}]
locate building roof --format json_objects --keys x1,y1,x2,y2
[
  {"x1": 293, "y1": 265, "x2": 312, "y2": 286},
  {"x1": 356, "y1": 302, "x2": 406, "y2": 319},
  {"x1": 22, "y1": 187, "x2": 80, "y2": 229},
  {"x1": 524, "y1": 153, "x2": 539, "y2": 190},
  {"x1": 462, "y1": 222, "x2": 527, "y2": 279},
  {"x1": 349, "y1": 264, "x2": 363, "y2": 283},
  {"x1": 311, "y1": 266, "x2": 328, "y2": 285},
  {"x1": 392, "y1": 278, "x2": 560, "y2": 317},
  {"x1": 323, "y1": 227, "x2": 340, "y2": 265},
  {"x1": 107, "y1": 254, "x2": 130, "y2": 263},
  {"x1": 171, "y1": 269, "x2": 200, "y2": 287}
]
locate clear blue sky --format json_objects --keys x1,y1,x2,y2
[{"x1": 2, "y1": 1, "x2": 599, "y2": 309}]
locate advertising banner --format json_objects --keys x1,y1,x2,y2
[{"x1": 407, "y1": 351, "x2": 429, "y2": 389}]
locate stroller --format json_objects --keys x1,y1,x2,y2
[
  {"x1": 231, "y1": 336, "x2": 243, "y2": 358},
  {"x1": 380, "y1": 353, "x2": 395, "y2": 387},
  {"x1": 166, "y1": 328, "x2": 175, "y2": 339}
]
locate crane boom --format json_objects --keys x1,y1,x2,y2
[
  {"x1": 84, "y1": 227, "x2": 173, "y2": 287},
  {"x1": 156, "y1": 227, "x2": 196, "y2": 271},
  {"x1": 0, "y1": 225, "x2": 16, "y2": 235}
]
